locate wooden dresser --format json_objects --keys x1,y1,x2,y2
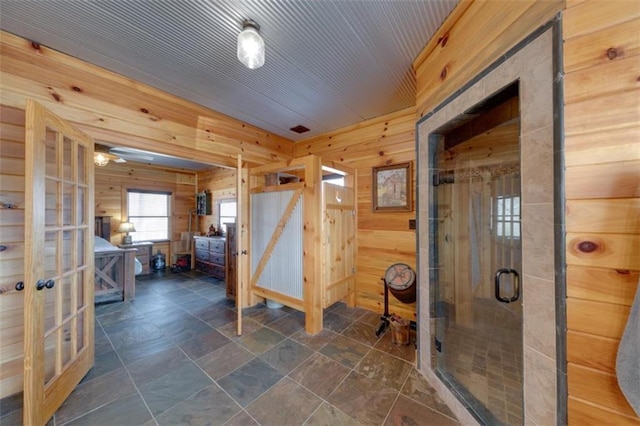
[{"x1": 194, "y1": 236, "x2": 226, "y2": 280}]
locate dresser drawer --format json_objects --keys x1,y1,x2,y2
[
  {"x1": 195, "y1": 238, "x2": 209, "y2": 250},
  {"x1": 209, "y1": 239, "x2": 225, "y2": 254},
  {"x1": 209, "y1": 254, "x2": 225, "y2": 266},
  {"x1": 210, "y1": 264, "x2": 225, "y2": 279},
  {"x1": 195, "y1": 260, "x2": 225, "y2": 279},
  {"x1": 195, "y1": 249, "x2": 208, "y2": 261},
  {"x1": 195, "y1": 260, "x2": 210, "y2": 275},
  {"x1": 119, "y1": 242, "x2": 153, "y2": 275},
  {"x1": 136, "y1": 252, "x2": 150, "y2": 265}
]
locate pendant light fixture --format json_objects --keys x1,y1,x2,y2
[
  {"x1": 93, "y1": 144, "x2": 121, "y2": 167},
  {"x1": 237, "y1": 19, "x2": 265, "y2": 69},
  {"x1": 94, "y1": 152, "x2": 111, "y2": 167}
]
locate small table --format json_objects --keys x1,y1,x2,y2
[{"x1": 119, "y1": 241, "x2": 153, "y2": 275}]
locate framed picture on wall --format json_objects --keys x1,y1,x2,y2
[{"x1": 372, "y1": 162, "x2": 412, "y2": 212}]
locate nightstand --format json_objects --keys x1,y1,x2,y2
[{"x1": 119, "y1": 241, "x2": 153, "y2": 275}]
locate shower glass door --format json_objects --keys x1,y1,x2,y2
[{"x1": 432, "y1": 88, "x2": 523, "y2": 425}]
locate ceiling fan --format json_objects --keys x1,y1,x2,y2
[
  {"x1": 93, "y1": 144, "x2": 126, "y2": 167},
  {"x1": 93, "y1": 144, "x2": 211, "y2": 170},
  {"x1": 93, "y1": 144, "x2": 155, "y2": 167}
]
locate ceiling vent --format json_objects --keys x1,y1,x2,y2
[{"x1": 290, "y1": 125, "x2": 310, "y2": 134}]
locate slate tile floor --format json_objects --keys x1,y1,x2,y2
[{"x1": 0, "y1": 270, "x2": 458, "y2": 426}]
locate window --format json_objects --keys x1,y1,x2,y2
[
  {"x1": 127, "y1": 190, "x2": 171, "y2": 242},
  {"x1": 323, "y1": 175, "x2": 345, "y2": 186},
  {"x1": 493, "y1": 195, "x2": 521, "y2": 238},
  {"x1": 322, "y1": 167, "x2": 346, "y2": 187},
  {"x1": 219, "y1": 199, "x2": 237, "y2": 234}
]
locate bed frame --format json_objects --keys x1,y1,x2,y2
[{"x1": 94, "y1": 247, "x2": 137, "y2": 301}]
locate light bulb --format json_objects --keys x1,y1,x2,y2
[
  {"x1": 237, "y1": 22, "x2": 265, "y2": 69},
  {"x1": 94, "y1": 152, "x2": 109, "y2": 167}
]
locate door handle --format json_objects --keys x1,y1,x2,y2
[
  {"x1": 36, "y1": 279, "x2": 55, "y2": 291},
  {"x1": 0, "y1": 281, "x2": 24, "y2": 295},
  {"x1": 494, "y1": 268, "x2": 520, "y2": 303}
]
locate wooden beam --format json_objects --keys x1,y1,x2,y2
[{"x1": 302, "y1": 155, "x2": 323, "y2": 334}]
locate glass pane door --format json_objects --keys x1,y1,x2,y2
[
  {"x1": 432, "y1": 88, "x2": 523, "y2": 425},
  {"x1": 24, "y1": 100, "x2": 94, "y2": 425}
]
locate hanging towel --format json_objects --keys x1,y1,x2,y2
[{"x1": 617, "y1": 278, "x2": 640, "y2": 416}]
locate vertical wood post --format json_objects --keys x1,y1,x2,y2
[
  {"x1": 236, "y1": 155, "x2": 243, "y2": 335},
  {"x1": 303, "y1": 155, "x2": 323, "y2": 333}
]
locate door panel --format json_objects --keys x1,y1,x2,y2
[
  {"x1": 24, "y1": 100, "x2": 95, "y2": 425},
  {"x1": 236, "y1": 155, "x2": 244, "y2": 335},
  {"x1": 433, "y1": 97, "x2": 523, "y2": 424}
]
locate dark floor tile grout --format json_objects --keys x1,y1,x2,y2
[
  {"x1": 396, "y1": 379, "x2": 460, "y2": 425},
  {"x1": 381, "y1": 362, "x2": 414, "y2": 426},
  {"x1": 189, "y1": 344, "x2": 250, "y2": 418},
  {"x1": 39, "y1": 270, "x2": 459, "y2": 426},
  {"x1": 288, "y1": 359, "x2": 355, "y2": 423},
  {"x1": 89, "y1": 317, "x2": 158, "y2": 426},
  {"x1": 56, "y1": 404, "x2": 103, "y2": 426}
]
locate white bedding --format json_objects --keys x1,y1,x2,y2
[{"x1": 94, "y1": 236, "x2": 143, "y2": 275}]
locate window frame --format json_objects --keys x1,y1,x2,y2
[
  {"x1": 126, "y1": 189, "x2": 172, "y2": 242},
  {"x1": 492, "y1": 194, "x2": 521, "y2": 240},
  {"x1": 218, "y1": 198, "x2": 237, "y2": 235}
]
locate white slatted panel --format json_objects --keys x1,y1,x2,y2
[{"x1": 251, "y1": 189, "x2": 303, "y2": 299}]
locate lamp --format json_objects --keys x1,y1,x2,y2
[
  {"x1": 237, "y1": 19, "x2": 265, "y2": 69},
  {"x1": 94, "y1": 151, "x2": 119, "y2": 167},
  {"x1": 94, "y1": 152, "x2": 110, "y2": 167},
  {"x1": 118, "y1": 222, "x2": 136, "y2": 245}
]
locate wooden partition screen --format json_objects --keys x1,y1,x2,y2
[{"x1": 248, "y1": 155, "x2": 356, "y2": 334}]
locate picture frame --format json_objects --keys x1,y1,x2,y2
[{"x1": 372, "y1": 162, "x2": 412, "y2": 212}]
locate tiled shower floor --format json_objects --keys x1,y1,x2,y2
[
  {"x1": 439, "y1": 299, "x2": 523, "y2": 425},
  {"x1": 0, "y1": 270, "x2": 458, "y2": 425}
]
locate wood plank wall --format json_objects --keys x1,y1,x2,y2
[
  {"x1": 294, "y1": 108, "x2": 417, "y2": 320},
  {"x1": 0, "y1": 29, "x2": 293, "y2": 271},
  {"x1": 0, "y1": 106, "x2": 27, "y2": 398},
  {"x1": 0, "y1": 31, "x2": 294, "y2": 169},
  {"x1": 95, "y1": 160, "x2": 199, "y2": 261},
  {"x1": 0, "y1": 106, "x2": 203, "y2": 398},
  {"x1": 414, "y1": 0, "x2": 563, "y2": 118},
  {"x1": 196, "y1": 167, "x2": 238, "y2": 235},
  {"x1": 563, "y1": 1, "x2": 640, "y2": 423},
  {"x1": 300, "y1": 0, "x2": 566, "y2": 333},
  {"x1": 2, "y1": 2, "x2": 637, "y2": 418},
  {"x1": 413, "y1": 0, "x2": 639, "y2": 423},
  {"x1": 0, "y1": 30, "x2": 293, "y2": 400}
]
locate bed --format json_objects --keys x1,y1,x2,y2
[{"x1": 94, "y1": 236, "x2": 142, "y2": 303}]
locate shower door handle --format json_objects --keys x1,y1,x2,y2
[{"x1": 494, "y1": 268, "x2": 520, "y2": 303}]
